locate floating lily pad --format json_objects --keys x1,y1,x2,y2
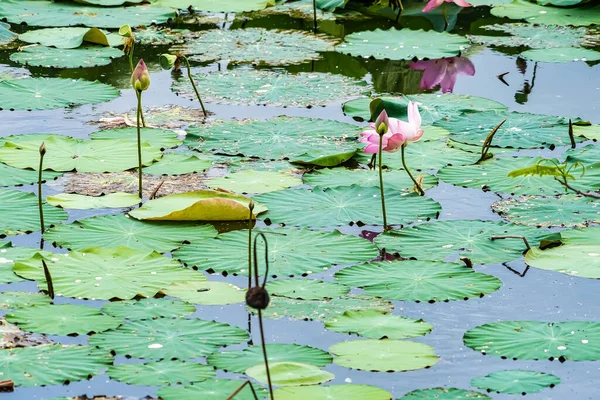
[
  {"x1": 0, "y1": 1, "x2": 176, "y2": 28},
  {"x1": 0, "y1": 22, "x2": 16, "y2": 45},
  {"x1": 492, "y1": 195, "x2": 600, "y2": 227},
  {"x1": 175, "y1": 28, "x2": 336, "y2": 65},
  {"x1": 90, "y1": 127, "x2": 182, "y2": 150},
  {"x1": 258, "y1": 294, "x2": 393, "y2": 322},
  {"x1": 463, "y1": 321, "x2": 600, "y2": 361},
  {"x1": 0, "y1": 344, "x2": 112, "y2": 387},
  {"x1": 14, "y1": 247, "x2": 205, "y2": 300},
  {"x1": 101, "y1": 298, "x2": 195, "y2": 320},
  {"x1": 18, "y1": 27, "x2": 114, "y2": 49},
  {"x1": 207, "y1": 171, "x2": 301, "y2": 193},
  {"x1": 0, "y1": 163, "x2": 61, "y2": 187},
  {"x1": 174, "y1": 228, "x2": 378, "y2": 276},
  {"x1": 0, "y1": 243, "x2": 51, "y2": 284},
  {"x1": 524, "y1": 47, "x2": 600, "y2": 62},
  {"x1": 253, "y1": 0, "x2": 365, "y2": 20},
  {"x1": 157, "y1": 379, "x2": 268, "y2": 400},
  {"x1": 107, "y1": 360, "x2": 216, "y2": 386},
  {"x1": 163, "y1": 281, "x2": 245, "y2": 305},
  {"x1": 267, "y1": 279, "x2": 350, "y2": 300},
  {"x1": 6, "y1": 304, "x2": 120, "y2": 336},
  {"x1": 207, "y1": 344, "x2": 332, "y2": 373},
  {"x1": 255, "y1": 186, "x2": 441, "y2": 227},
  {"x1": 143, "y1": 153, "x2": 212, "y2": 175},
  {"x1": 274, "y1": 384, "x2": 393, "y2": 400},
  {"x1": 525, "y1": 244, "x2": 600, "y2": 279},
  {"x1": 330, "y1": 339, "x2": 439, "y2": 372},
  {"x1": 471, "y1": 370, "x2": 560, "y2": 395},
  {"x1": 336, "y1": 28, "x2": 469, "y2": 60},
  {"x1": 0, "y1": 291, "x2": 51, "y2": 310},
  {"x1": 89, "y1": 317, "x2": 248, "y2": 359},
  {"x1": 491, "y1": 1, "x2": 600, "y2": 27},
  {"x1": 0, "y1": 188, "x2": 67, "y2": 236},
  {"x1": 303, "y1": 168, "x2": 438, "y2": 192},
  {"x1": 173, "y1": 69, "x2": 371, "y2": 107},
  {"x1": 399, "y1": 387, "x2": 491, "y2": 399},
  {"x1": 46, "y1": 192, "x2": 141, "y2": 209},
  {"x1": 129, "y1": 190, "x2": 266, "y2": 221},
  {"x1": 335, "y1": 260, "x2": 502, "y2": 302},
  {"x1": 375, "y1": 220, "x2": 548, "y2": 264},
  {"x1": 246, "y1": 361, "x2": 334, "y2": 386},
  {"x1": 325, "y1": 310, "x2": 432, "y2": 339},
  {"x1": 566, "y1": 143, "x2": 600, "y2": 164},
  {"x1": 559, "y1": 225, "x2": 600, "y2": 245},
  {"x1": 0, "y1": 78, "x2": 119, "y2": 111},
  {"x1": 152, "y1": 0, "x2": 275, "y2": 12}
]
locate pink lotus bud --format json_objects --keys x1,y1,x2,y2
[
  {"x1": 131, "y1": 59, "x2": 150, "y2": 92},
  {"x1": 375, "y1": 110, "x2": 389, "y2": 135}
]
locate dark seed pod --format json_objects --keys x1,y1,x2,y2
[{"x1": 246, "y1": 286, "x2": 270, "y2": 310}]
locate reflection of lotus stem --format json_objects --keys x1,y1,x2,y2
[
  {"x1": 247, "y1": 202, "x2": 254, "y2": 291},
  {"x1": 443, "y1": 2, "x2": 448, "y2": 31},
  {"x1": 182, "y1": 55, "x2": 207, "y2": 116},
  {"x1": 136, "y1": 91, "x2": 143, "y2": 199},
  {"x1": 401, "y1": 143, "x2": 424, "y2": 196},
  {"x1": 38, "y1": 144, "x2": 45, "y2": 233},
  {"x1": 312, "y1": 0, "x2": 317, "y2": 33},
  {"x1": 378, "y1": 137, "x2": 388, "y2": 231}
]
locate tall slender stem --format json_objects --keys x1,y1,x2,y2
[
  {"x1": 38, "y1": 144, "x2": 45, "y2": 233},
  {"x1": 183, "y1": 56, "x2": 207, "y2": 116},
  {"x1": 247, "y1": 203, "x2": 254, "y2": 291},
  {"x1": 377, "y1": 137, "x2": 387, "y2": 231},
  {"x1": 258, "y1": 309, "x2": 274, "y2": 399},
  {"x1": 128, "y1": 41, "x2": 134, "y2": 73},
  {"x1": 401, "y1": 144, "x2": 424, "y2": 196},
  {"x1": 312, "y1": 0, "x2": 317, "y2": 33},
  {"x1": 136, "y1": 91, "x2": 143, "y2": 199}
]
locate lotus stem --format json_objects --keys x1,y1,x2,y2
[
  {"x1": 136, "y1": 91, "x2": 143, "y2": 199},
  {"x1": 568, "y1": 119, "x2": 576, "y2": 149},
  {"x1": 248, "y1": 201, "x2": 254, "y2": 291},
  {"x1": 312, "y1": 0, "x2": 317, "y2": 33},
  {"x1": 42, "y1": 259, "x2": 54, "y2": 299},
  {"x1": 258, "y1": 309, "x2": 274, "y2": 400},
  {"x1": 478, "y1": 119, "x2": 506, "y2": 163},
  {"x1": 182, "y1": 55, "x2": 207, "y2": 116},
  {"x1": 38, "y1": 141, "x2": 45, "y2": 233},
  {"x1": 401, "y1": 143, "x2": 424, "y2": 196},
  {"x1": 225, "y1": 380, "x2": 259, "y2": 400},
  {"x1": 377, "y1": 137, "x2": 388, "y2": 231},
  {"x1": 490, "y1": 235, "x2": 531, "y2": 251}
]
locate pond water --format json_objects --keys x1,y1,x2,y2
[{"x1": 0, "y1": 2, "x2": 599, "y2": 400}]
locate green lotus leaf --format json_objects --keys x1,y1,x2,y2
[
  {"x1": 44, "y1": 214, "x2": 217, "y2": 253},
  {"x1": 330, "y1": 339, "x2": 439, "y2": 372},
  {"x1": 559, "y1": 225, "x2": 600, "y2": 245},
  {"x1": 90, "y1": 127, "x2": 182, "y2": 150},
  {"x1": 157, "y1": 379, "x2": 268, "y2": 400},
  {"x1": 0, "y1": 291, "x2": 51, "y2": 310},
  {"x1": 267, "y1": 279, "x2": 350, "y2": 300},
  {"x1": 399, "y1": 387, "x2": 491, "y2": 399},
  {"x1": 18, "y1": 27, "x2": 114, "y2": 49},
  {"x1": 207, "y1": 344, "x2": 332, "y2": 373},
  {"x1": 13, "y1": 247, "x2": 205, "y2": 300},
  {"x1": 163, "y1": 281, "x2": 246, "y2": 305},
  {"x1": 74, "y1": 0, "x2": 145, "y2": 5},
  {"x1": 143, "y1": 153, "x2": 212, "y2": 175},
  {"x1": 274, "y1": 384, "x2": 393, "y2": 400},
  {"x1": 173, "y1": 69, "x2": 371, "y2": 107},
  {"x1": 246, "y1": 361, "x2": 334, "y2": 386},
  {"x1": 303, "y1": 168, "x2": 439, "y2": 192},
  {"x1": 174, "y1": 28, "x2": 336, "y2": 65},
  {"x1": 89, "y1": 317, "x2": 248, "y2": 359},
  {"x1": 0, "y1": 242, "x2": 57, "y2": 284},
  {"x1": 0, "y1": 344, "x2": 113, "y2": 387},
  {"x1": 0, "y1": 78, "x2": 119, "y2": 111},
  {"x1": 573, "y1": 124, "x2": 600, "y2": 141},
  {"x1": 0, "y1": 135, "x2": 161, "y2": 173},
  {"x1": 129, "y1": 190, "x2": 266, "y2": 221},
  {"x1": 151, "y1": 0, "x2": 275, "y2": 12},
  {"x1": 107, "y1": 360, "x2": 216, "y2": 386},
  {"x1": 6, "y1": 304, "x2": 120, "y2": 336},
  {"x1": 207, "y1": 171, "x2": 301, "y2": 194},
  {"x1": 185, "y1": 117, "x2": 362, "y2": 167},
  {"x1": 0, "y1": 188, "x2": 67, "y2": 236},
  {"x1": 46, "y1": 192, "x2": 141, "y2": 209},
  {"x1": 255, "y1": 0, "x2": 365, "y2": 21},
  {"x1": 491, "y1": 1, "x2": 600, "y2": 26},
  {"x1": 132, "y1": 26, "x2": 193, "y2": 45},
  {"x1": 536, "y1": 0, "x2": 585, "y2": 5},
  {"x1": 522, "y1": 47, "x2": 600, "y2": 63},
  {"x1": 335, "y1": 260, "x2": 501, "y2": 302},
  {"x1": 0, "y1": 162, "x2": 62, "y2": 187},
  {"x1": 257, "y1": 294, "x2": 393, "y2": 322},
  {"x1": 325, "y1": 310, "x2": 433, "y2": 339},
  {"x1": 336, "y1": 28, "x2": 469, "y2": 60},
  {"x1": 492, "y1": 195, "x2": 600, "y2": 227},
  {"x1": 174, "y1": 228, "x2": 378, "y2": 276},
  {"x1": 0, "y1": 22, "x2": 16, "y2": 45},
  {"x1": 375, "y1": 220, "x2": 549, "y2": 264},
  {"x1": 525, "y1": 244, "x2": 600, "y2": 278},
  {"x1": 463, "y1": 321, "x2": 600, "y2": 361},
  {"x1": 566, "y1": 143, "x2": 600, "y2": 164},
  {"x1": 471, "y1": 370, "x2": 560, "y2": 395},
  {"x1": 101, "y1": 298, "x2": 196, "y2": 320},
  {"x1": 255, "y1": 186, "x2": 441, "y2": 228},
  {"x1": 0, "y1": 1, "x2": 176, "y2": 28}
]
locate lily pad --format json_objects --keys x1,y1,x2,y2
[
  {"x1": 101, "y1": 298, "x2": 196, "y2": 320},
  {"x1": 303, "y1": 168, "x2": 438, "y2": 192},
  {"x1": 490, "y1": 0, "x2": 600, "y2": 27},
  {"x1": 207, "y1": 344, "x2": 332, "y2": 373},
  {"x1": 143, "y1": 153, "x2": 212, "y2": 175},
  {"x1": 558, "y1": 225, "x2": 600, "y2": 245},
  {"x1": 90, "y1": 127, "x2": 182, "y2": 150},
  {"x1": 0, "y1": 291, "x2": 51, "y2": 310},
  {"x1": 267, "y1": 279, "x2": 350, "y2": 300},
  {"x1": 335, "y1": 28, "x2": 469, "y2": 60},
  {"x1": 175, "y1": 28, "x2": 336, "y2": 65},
  {"x1": 0, "y1": 345, "x2": 112, "y2": 387},
  {"x1": 471, "y1": 370, "x2": 560, "y2": 395},
  {"x1": 0, "y1": 78, "x2": 119, "y2": 111},
  {"x1": 157, "y1": 379, "x2": 268, "y2": 400},
  {"x1": 152, "y1": 0, "x2": 275, "y2": 12},
  {"x1": 185, "y1": 117, "x2": 362, "y2": 167},
  {"x1": 0, "y1": 163, "x2": 61, "y2": 187},
  {"x1": 274, "y1": 384, "x2": 393, "y2": 400},
  {"x1": 0, "y1": 188, "x2": 67, "y2": 236},
  {"x1": 44, "y1": 214, "x2": 217, "y2": 253},
  {"x1": 463, "y1": 321, "x2": 600, "y2": 361},
  {"x1": 174, "y1": 228, "x2": 378, "y2": 276},
  {"x1": 173, "y1": 69, "x2": 371, "y2": 107},
  {"x1": 330, "y1": 339, "x2": 439, "y2": 372},
  {"x1": 521, "y1": 47, "x2": 600, "y2": 63},
  {"x1": 89, "y1": 317, "x2": 248, "y2": 359},
  {"x1": 325, "y1": 310, "x2": 432, "y2": 339},
  {"x1": 207, "y1": 171, "x2": 301, "y2": 194},
  {"x1": 255, "y1": 186, "x2": 441, "y2": 228},
  {"x1": 6, "y1": 304, "x2": 120, "y2": 336},
  {"x1": 129, "y1": 190, "x2": 266, "y2": 221},
  {"x1": 0, "y1": 22, "x2": 16, "y2": 45},
  {"x1": 107, "y1": 360, "x2": 216, "y2": 386},
  {"x1": 246, "y1": 361, "x2": 334, "y2": 386},
  {"x1": 18, "y1": 27, "x2": 114, "y2": 49},
  {"x1": 399, "y1": 388, "x2": 490, "y2": 399},
  {"x1": 46, "y1": 193, "x2": 141, "y2": 209},
  {"x1": 335, "y1": 260, "x2": 502, "y2": 302},
  {"x1": 525, "y1": 244, "x2": 600, "y2": 279},
  {"x1": 13, "y1": 247, "x2": 205, "y2": 300},
  {"x1": 163, "y1": 281, "x2": 246, "y2": 305},
  {"x1": 375, "y1": 220, "x2": 549, "y2": 264}
]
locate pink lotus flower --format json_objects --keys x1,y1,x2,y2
[
  {"x1": 410, "y1": 57, "x2": 475, "y2": 93},
  {"x1": 360, "y1": 102, "x2": 424, "y2": 154},
  {"x1": 423, "y1": 0, "x2": 471, "y2": 12},
  {"x1": 131, "y1": 59, "x2": 150, "y2": 92}
]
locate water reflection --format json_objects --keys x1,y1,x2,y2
[{"x1": 409, "y1": 56, "x2": 475, "y2": 93}]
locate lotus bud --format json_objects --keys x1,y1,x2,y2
[
  {"x1": 119, "y1": 24, "x2": 132, "y2": 38},
  {"x1": 248, "y1": 199, "x2": 255, "y2": 213},
  {"x1": 375, "y1": 110, "x2": 389, "y2": 136},
  {"x1": 39, "y1": 141, "x2": 46, "y2": 156},
  {"x1": 246, "y1": 286, "x2": 270, "y2": 310},
  {"x1": 131, "y1": 59, "x2": 150, "y2": 92}
]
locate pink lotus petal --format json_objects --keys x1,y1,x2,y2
[
  {"x1": 452, "y1": 0, "x2": 472, "y2": 7},
  {"x1": 423, "y1": 0, "x2": 444, "y2": 11},
  {"x1": 396, "y1": 120, "x2": 419, "y2": 142},
  {"x1": 364, "y1": 144, "x2": 380, "y2": 154},
  {"x1": 384, "y1": 133, "x2": 405, "y2": 152},
  {"x1": 420, "y1": 60, "x2": 448, "y2": 89},
  {"x1": 440, "y1": 69, "x2": 458, "y2": 93},
  {"x1": 455, "y1": 57, "x2": 476, "y2": 76},
  {"x1": 408, "y1": 101, "x2": 422, "y2": 129}
]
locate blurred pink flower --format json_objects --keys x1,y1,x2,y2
[
  {"x1": 423, "y1": 0, "x2": 472, "y2": 12},
  {"x1": 410, "y1": 57, "x2": 475, "y2": 93}
]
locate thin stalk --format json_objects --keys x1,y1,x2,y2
[
  {"x1": 258, "y1": 309, "x2": 274, "y2": 400},
  {"x1": 401, "y1": 144, "x2": 424, "y2": 196},
  {"x1": 568, "y1": 119, "x2": 576, "y2": 149},
  {"x1": 136, "y1": 91, "x2": 143, "y2": 199},
  {"x1": 247, "y1": 202, "x2": 254, "y2": 291},
  {"x1": 377, "y1": 137, "x2": 388, "y2": 231},
  {"x1": 42, "y1": 259, "x2": 54, "y2": 299},
  {"x1": 225, "y1": 381, "x2": 259, "y2": 400},
  {"x1": 183, "y1": 56, "x2": 207, "y2": 116},
  {"x1": 490, "y1": 235, "x2": 531, "y2": 251},
  {"x1": 312, "y1": 0, "x2": 317, "y2": 33},
  {"x1": 128, "y1": 41, "x2": 134, "y2": 72},
  {"x1": 38, "y1": 142, "x2": 45, "y2": 233},
  {"x1": 136, "y1": 92, "x2": 146, "y2": 127}
]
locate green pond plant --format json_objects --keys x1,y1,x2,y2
[
  {"x1": 160, "y1": 53, "x2": 207, "y2": 116},
  {"x1": 131, "y1": 58, "x2": 150, "y2": 199},
  {"x1": 37, "y1": 141, "x2": 45, "y2": 233},
  {"x1": 120, "y1": 24, "x2": 146, "y2": 127}
]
